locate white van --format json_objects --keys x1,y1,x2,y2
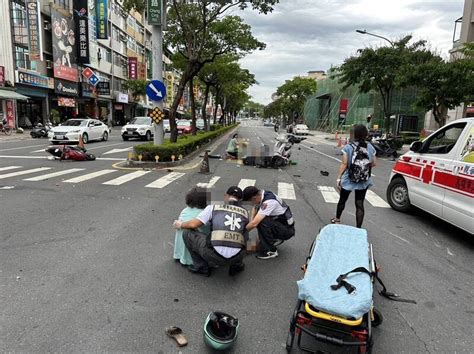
[{"x1": 387, "y1": 118, "x2": 473, "y2": 234}]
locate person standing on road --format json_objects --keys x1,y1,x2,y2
[
  {"x1": 332, "y1": 124, "x2": 377, "y2": 228},
  {"x1": 173, "y1": 187, "x2": 210, "y2": 266},
  {"x1": 173, "y1": 187, "x2": 249, "y2": 277},
  {"x1": 226, "y1": 133, "x2": 239, "y2": 159},
  {"x1": 243, "y1": 186, "x2": 295, "y2": 260}
]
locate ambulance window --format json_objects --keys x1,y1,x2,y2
[{"x1": 424, "y1": 123, "x2": 466, "y2": 154}]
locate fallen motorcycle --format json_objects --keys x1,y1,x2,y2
[
  {"x1": 243, "y1": 133, "x2": 306, "y2": 168},
  {"x1": 46, "y1": 145, "x2": 96, "y2": 161},
  {"x1": 370, "y1": 135, "x2": 399, "y2": 159}
]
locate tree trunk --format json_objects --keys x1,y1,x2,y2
[
  {"x1": 189, "y1": 76, "x2": 197, "y2": 135},
  {"x1": 168, "y1": 62, "x2": 201, "y2": 142},
  {"x1": 201, "y1": 83, "x2": 211, "y2": 131},
  {"x1": 433, "y1": 103, "x2": 447, "y2": 128},
  {"x1": 213, "y1": 90, "x2": 220, "y2": 125}
]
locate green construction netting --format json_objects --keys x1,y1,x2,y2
[{"x1": 304, "y1": 77, "x2": 426, "y2": 132}]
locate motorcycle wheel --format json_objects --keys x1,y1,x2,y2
[
  {"x1": 86, "y1": 153, "x2": 96, "y2": 161},
  {"x1": 271, "y1": 156, "x2": 286, "y2": 168}
]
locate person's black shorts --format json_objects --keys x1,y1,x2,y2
[{"x1": 227, "y1": 151, "x2": 238, "y2": 158}]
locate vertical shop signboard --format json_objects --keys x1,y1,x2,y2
[
  {"x1": 51, "y1": 8, "x2": 78, "y2": 82},
  {"x1": 0, "y1": 66, "x2": 4, "y2": 85},
  {"x1": 74, "y1": 0, "x2": 90, "y2": 63},
  {"x1": 6, "y1": 101, "x2": 15, "y2": 128},
  {"x1": 147, "y1": 0, "x2": 162, "y2": 25},
  {"x1": 96, "y1": 0, "x2": 108, "y2": 39},
  {"x1": 26, "y1": 0, "x2": 43, "y2": 61},
  {"x1": 128, "y1": 57, "x2": 138, "y2": 79}
]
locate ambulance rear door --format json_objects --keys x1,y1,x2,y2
[{"x1": 442, "y1": 123, "x2": 474, "y2": 234}]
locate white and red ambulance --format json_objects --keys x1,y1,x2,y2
[{"x1": 387, "y1": 118, "x2": 473, "y2": 235}]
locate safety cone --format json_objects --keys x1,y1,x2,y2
[
  {"x1": 78, "y1": 134, "x2": 85, "y2": 150},
  {"x1": 200, "y1": 150, "x2": 210, "y2": 174}
]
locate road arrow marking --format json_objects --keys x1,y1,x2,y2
[
  {"x1": 32, "y1": 149, "x2": 46, "y2": 153},
  {"x1": 103, "y1": 147, "x2": 133, "y2": 155},
  {"x1": 149, "y1": 83, "x2": 162, "y2": 97}
]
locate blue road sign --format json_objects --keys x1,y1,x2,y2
[
  {"x1": 88, "y1": 74, "x2": 100, "y2": 86},
  {"x1": 146, "y1": 80, "x2": 166, "y2": 102}
]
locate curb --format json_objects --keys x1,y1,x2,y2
[{"x1": 112, "y1": 126, "x2": 239, "y2": 171}]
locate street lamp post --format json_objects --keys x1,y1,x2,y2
[{"x1": 356, "y1": 29, "x2": 394, "y2": 46}]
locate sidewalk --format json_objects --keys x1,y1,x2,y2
[{"x1": 0, "y1": 130, "x2": 33, "y2": 143}]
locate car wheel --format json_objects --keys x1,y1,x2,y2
[
  {"x1": 82, "y1": 133, "x2": 89, "y2": 144},
  {"x1": 102, "y1": 131, "x2": 109, "y2": 141},
  {"x1": 51, "y1": 141, "x2": 59, "y2": 145},
  {"x1": 145, "y1": 131, "x2": 151, "y2": 141},
  {"x1": 122, "y1": 136, "x2": 129, "y2": 141},
  {"x1": 387, "y1": 177, "x2": 411, "y2": 212}
]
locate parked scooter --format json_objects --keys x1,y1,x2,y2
[
  {"x1": 370, "y1": 134, "x2": 400, "y2": 159},
  {"x1": 274, "y1": 123, "x2": 279, "y2": 132},
  {"x1": 30, "y1": 122, "x2": 53, "y2": 138},
  {"x1": 46, "y1": 145, "x2": 96, "y2": 161},
  {"x1": 243, "y1": 133, "x2": 306, "y2": 168}
]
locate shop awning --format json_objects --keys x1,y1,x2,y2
[
  {"x1": 137, "y1": 102, "x2": 154, "y2": 109},
  {"x1": 316, "y1": 93, "x2": 331, "y2": 99},
  {"x1": 0, "y1": 89, "x2": 29, "y2": 100}
]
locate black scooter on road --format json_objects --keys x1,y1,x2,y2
[
  {"x1": 30, "y1": 122, "x2": 52, "y2": 138},
  {"x1": 370, "y1": 135, "x2": 400, "y2": 159}
]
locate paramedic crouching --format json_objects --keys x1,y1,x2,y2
[
  {"x1": 173, "y1": 186, "x2": 249, "y2": 277},
  {"x1": 243, "y1": 186, "x2": 295, "y2": 260}
]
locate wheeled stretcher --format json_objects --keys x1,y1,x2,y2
[{"x1": 286, "y1": 224, "x2": 383, "y2": 353}]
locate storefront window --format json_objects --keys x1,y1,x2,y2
[
  {"x1": 14, "y1": 46, "x2": 37, "y2": 71},
  {"x1": 54, "y1": 0, "x2": 69, "y2": 11}
]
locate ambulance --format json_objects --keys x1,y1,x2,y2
[{"x1": 386, "y1": 118, "x2": 473, "y2": 235}]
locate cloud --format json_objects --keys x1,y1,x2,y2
[{"x1": 237, "y1": 0, "x2": 464, "y2": 104}]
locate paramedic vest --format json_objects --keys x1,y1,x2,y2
[
  {"x1": 262, "y1": 191, "x2": 295, "y2": 226},
  {"x1": 209, "y1": 202, "x2": 249, "y2": 250}
]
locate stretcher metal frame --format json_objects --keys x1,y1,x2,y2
[{"x1": 286, "y1": 238, "x2": 382, "y2": 353}]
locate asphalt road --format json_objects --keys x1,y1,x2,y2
[{"x1": 0, "y1": 122, "x2": 472, "y2": 353}]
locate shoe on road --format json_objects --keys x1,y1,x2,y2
[
  {"x1": 229, "y1": 263, "x2": 245, "y2": 276},
  {"x1": 256, "y1": 250, "x2": 278, "y2": 260},
  {"x1": 188, "y1": 266, "x2": 211, "y2": 277}
]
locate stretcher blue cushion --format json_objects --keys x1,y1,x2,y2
[{"x1": 297, "y1": 224, "x2": 372, "y2": 319}]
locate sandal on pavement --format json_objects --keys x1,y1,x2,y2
[
  {"x1": 331, "y1": 218, "x2": 340, "y2": 224},
  {"x1": 166, "y1": 326, "x2": 188, "y2": 347}
]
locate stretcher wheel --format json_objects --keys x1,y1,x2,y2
[{"x1": 371, "y1": 308, "x2": 383, "y2": 327}]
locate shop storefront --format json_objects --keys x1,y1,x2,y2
[
  {"x1": 113, "y1": 92, "x2": 129, "y2": 125},
  {"x1": 51, "y1": 79, "x2": 79, "y2": 122},
  {"x1": 15, "y1": 69, "x2": 53, "y2": 127},
  {"x1": 0, "y1": 88, "x2": 29, "y2": 128}
]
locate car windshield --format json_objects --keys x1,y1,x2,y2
[
  {"x1": 130, "y1": 117, "x2": 150, "y2": 125},
  {"x1": 177, "y1": 120, "x2": 191, "y2": 126},
  {"x1": 296, "y1": 125, "x2": 308, "y2": 129},
  {"x1": 62, "y1": 119, "x2": 88, "y2": 127}
]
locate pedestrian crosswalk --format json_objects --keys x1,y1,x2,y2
[{"x1": 0, "y1": 165, "x2": 392, "y2": 208}]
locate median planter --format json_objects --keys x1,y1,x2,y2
[{"x1": 133, "y1": 124, "x2": 237, "y2": 162}]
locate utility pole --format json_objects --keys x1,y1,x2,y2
[{"x1": 150, "y1": 0, "x2": 165, "y2": 145}]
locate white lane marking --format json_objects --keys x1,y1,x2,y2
[
  {"x1": 85, "y1": 142, "x2": 126, "y2": 151},
  {"x1": 387, "y1": 231, "x2": 411, "y2": 244},
  {"x1": 317, "y1": 186, "x2": 340, "y2": 203},
  {"x1": 447, "y1": 248, "x2": 454, "y2": 256},
  {"x1": 300, "y1": 143, "x2": 342, "y2": 163},
  {"x1": 365, "y1": 190, "x2": 390, "y2": 208},
  {"x1": 197, "y1": 176, "x2": 220, "y2": 188},
  {"x1": 63, "y1": 169, "x2": 117, "y2": 183},
  {"x1": 0, "y1": 166, "x2": 22, "y2": 172},
  {"x1": 0, "y1": 186, "x2": 15, "y2": 190},
  {"x1": 103, "y1": 147, "x2": 133, "y2": 155},
  {"x1": 145, "y1": 172, "x2": 185, "y2": 189},
  {"x1": 102, "y1": 170, "x2": 151, "y2": 186},
  {"x1": 278, "y1": 182, "x2": 296, "y2": 200},
  {"x1": 0, "y1": 144, "x2": 46, "y2": 152},
  {"x1": 31, "y1": 149, "x2": 46, "y2": 153},
  {"x1": 23, "y1": 168, "x2": 85, "y2": 181},
  {"x1": 0, "y1": 155, "x2": 125, "y2": 161},
  {"x1": 0, "y1": 167, "x2": 51, "y2": 180},
  {"x1": 238, "y1": 179, "x2": 256, "y2": 190}
]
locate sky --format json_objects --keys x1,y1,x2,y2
[{"x1": 236, "y1": 0, "x2": 465, "y2": 104}]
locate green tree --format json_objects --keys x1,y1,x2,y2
[
  {"x1": 275, "y1": 77, "x2": 317, "y2": 125},
  {"x1": 122, "y1": 79, "x2": 147, "y2": 101},
  {"x1": 244, "y1": 100, "x2": 265, "y2": 119},
  {"x1": 338, "y1": 35, "x2": 431, "y2": 133}
]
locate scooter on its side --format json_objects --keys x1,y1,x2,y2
[
  {"x1": 369, "y1": 134, "x2": 400, "y2": 159},
  {"x1": 46, "y1": 145, "x2": 96, "y2": 161},
  {"x1": 243, "y1": 133, "x2": 306, "y2": 168}
]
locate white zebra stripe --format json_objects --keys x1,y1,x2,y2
[
  {"x1": 63, "y1": 169, "x2": 117, "y2": 183},
  {"x1": 278, "y1": 182, "x2": 296, "y2": 200},
  {"x1": 102, "y1": 170, "x2": 151, "y2": 186},
  {"x1": 145, "y1": 172, "x2": 186, "y2": 189},
  {"x1": 365, "y1": 190, "x2": 390, "y2": 208},
  {"x1": 237, "y1": 179, "x2": 256, "y2": 190},
  {"x1": 24, "y1": 168, "x2": 85, "y2": 181},
  {"x1": 317, "y1": 186, "x2": 340, "y2": 203},
  {"x1": 197, "y1": 176, "x2": 220, "y2": 188},
  {"x1": 0, "y1": 167, "x2": 51, "y2": 180},
  {"x1": 0, "y1": 166, "x2": 22, "y2": 172}
]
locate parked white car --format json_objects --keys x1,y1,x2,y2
[
  {"x1": 49, "y1": 118, "x2": 109, "y2": 144},
  {"x1": 121, "y1": 116, "x2": 154, "y2": 141},
  {"x1": 294, "y1": 124, "x2": 310, "y2": 135},
  {"x1": 387, "y1": 117, "x2": 473, "y2": 234}
]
